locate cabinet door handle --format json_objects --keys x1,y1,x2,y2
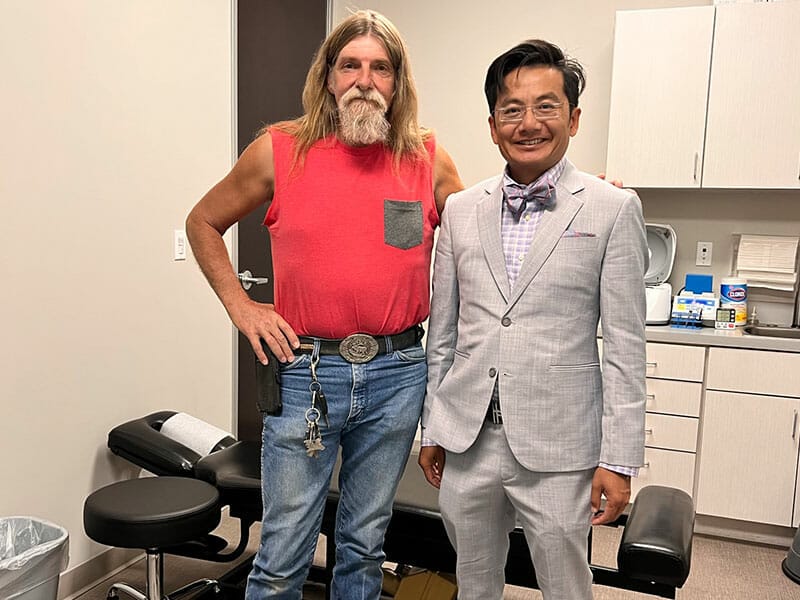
[
  {"x1": 646, "y1": 361, "x2": 657, "y2": 368},
  {"x1": 642, "y1": 462, "x2": 651, "y2": 469},
  {"x1": 793, "y1": 410, "x2": 798, "y2": 441},
  {"x1": 693, "y1": 152, "x2": 699, "y2": 183},
  {"x1": 645, "y1": 428, "x2": 654, "y2": 435}
]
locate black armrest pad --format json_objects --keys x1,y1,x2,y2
[
  {"x1": 107, "y1": 411, "x2": 201, "y2": 476},
  {"x1": 617, "y1": 485, "x2": 695, "y2": 588},
  {"x1": 196, "y1": 441, "x2": 261, "y2": 489}
]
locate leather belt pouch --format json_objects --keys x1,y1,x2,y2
[{"x1": 255, "y1": 341, "x2": 282, "y2": 416}]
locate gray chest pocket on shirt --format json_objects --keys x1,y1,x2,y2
[{"x1": 384, "y1": 199, "x2": 423, "y2": 249}]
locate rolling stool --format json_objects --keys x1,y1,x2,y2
[{"x1": 83, "y1": 477, "x2": 221, "y2": 600}]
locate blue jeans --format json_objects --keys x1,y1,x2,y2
[{"x1": 244, "y1": 342, "x2": 426, "y2": 600}]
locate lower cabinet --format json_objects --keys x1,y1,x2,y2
[
  {"x1": 603, "y1": 339, "x2": 800, "y2": 528},
  {"x1": 696, "y1": 347, "x2": 800, "y2": 526},
  {"x1": 633, "y1": 447, "x2": 696, "y2": 499},
  {"x1": 696, "y1": 390, "x2": 800, "y2": 526},
  {"x1": 633, "y1": 344, "x2": 703, "y2": 501}
]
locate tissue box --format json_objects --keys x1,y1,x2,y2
[{"x1": 393, "y1": 571, "x2": 457, "y2": 600}]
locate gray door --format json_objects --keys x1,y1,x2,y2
[{"x1": 235, "y1": 0, "x2": 327, "y2": 441}]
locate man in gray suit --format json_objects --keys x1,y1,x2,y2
[{"x1": 419, "y1": 40, "x2": 647, "y2": 600}]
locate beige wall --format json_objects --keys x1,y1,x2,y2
[
  {"x1": 333, "y1": 0, "x2": 708, "y2": 181},
  {"x1": 333, "y1": 0, "x2": 800, "y2": 324},
  {"x1": 0, "y1": 0, "x2": 234, "y2": 592}
]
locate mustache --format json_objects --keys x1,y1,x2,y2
[{"x1": 340, "y1": 87, "x2": 388, "y2": 111}]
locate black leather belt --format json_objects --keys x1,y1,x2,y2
[{"x1": 297, "y1": 325, "x2": 423, "y2": 364}]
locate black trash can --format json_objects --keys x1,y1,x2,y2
[
  {"x1": 0, "y1": 517, "x2": 69, "y2": 600},
  {"x1": 783, "y1": 526, "x2": 800, "y2": 584}
]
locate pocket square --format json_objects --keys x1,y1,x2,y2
[{"x1": 562, "y1": 230, "x2": 596, "y2": 238}]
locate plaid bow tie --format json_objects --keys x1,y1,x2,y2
[{"x1": 503, "y1": 180, "x2": 555, "y2": 217}]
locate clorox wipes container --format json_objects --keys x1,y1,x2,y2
[{"x1": 719, "y1": 278, "x2": 747, "y2": 326}]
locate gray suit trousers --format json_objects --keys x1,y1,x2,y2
[{"x1": 439, "y1": 423, "x2": 594, "y2": 600}]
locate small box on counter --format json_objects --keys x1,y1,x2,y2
[{"x1": 671, "y1": 273, "x2": 718, "y2": 327}]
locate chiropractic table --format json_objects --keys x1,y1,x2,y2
[{"x1": 99, "y1": 411, "x2": 694, "y2": 599}]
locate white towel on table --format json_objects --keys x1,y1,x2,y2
[{"x1": 160, "y1": 412, "x2": 233, "y2": 456}]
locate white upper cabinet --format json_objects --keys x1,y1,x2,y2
[
  {"x1": 606, "y1": 6, "x2": 714, "y2": 188},
  {"x1": 703, "y1": 3, "x2": 800, "y2": 189},
  {"x1": 606, "y1": 2, "x2": 800, "y2": 189}
]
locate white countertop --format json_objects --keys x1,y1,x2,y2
[
  {"x1": 642, "y1": 325, "x2": 800, "y2": 353},
  {"x1": 598, "y1": 324, "x2": 800, "y2": 353}
]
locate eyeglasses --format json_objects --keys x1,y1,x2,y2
[{"x1": 494, "y1": 102, "x2": 565, "y2": 123}]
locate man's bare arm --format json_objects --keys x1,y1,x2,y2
[
  {"x1": 186, "y1": 132, "x2": 299, "y2": 364},
  {"x1": 433, "y1": 144, "x2": 464, "y2": 216}
]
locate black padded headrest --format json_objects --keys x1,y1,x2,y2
[
  {"x1": 618, "y1": 485, "x2": 695, "y2": 588},
  {"x1": 107, "y1": 411, "x2": 200, "y2": 476}
]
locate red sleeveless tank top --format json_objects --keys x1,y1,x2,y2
[{"x1": 265, "y1": 129, "x2": 438, "y2": 338}]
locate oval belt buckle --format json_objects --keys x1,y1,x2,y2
[{"x1": 339, "y1": 334, "x2": 379, "y2": 364}]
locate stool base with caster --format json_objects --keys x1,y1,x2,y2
[
  {"x1": 105, "y1": 556, "x2": 217, "y2": 600},
  {"x1": 83, "y1": 476, "x2": 222, "y2": 600}
]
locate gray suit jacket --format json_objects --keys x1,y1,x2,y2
[{"x1": 423, "y1": 160, "x2": 648, "y2": 472}]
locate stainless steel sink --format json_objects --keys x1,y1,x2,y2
[{"x1": 743, "y1": 325, "x2": 800, "y2": 339}]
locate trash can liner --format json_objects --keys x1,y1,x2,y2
[{"x1": 0, "y1": 517, "x2": 69, "y2": 599}]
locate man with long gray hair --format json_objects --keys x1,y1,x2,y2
[{"x1": 186, "y1": 10, "x2": 462, "y2": 600}]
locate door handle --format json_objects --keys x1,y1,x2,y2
[{"x1": 238, "y1": 270, "x2": 269, "y2": 291}]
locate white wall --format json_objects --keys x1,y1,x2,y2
[
  {"x1": 332, "y1": 0, "x2": 708, "y2": 184},
  {"x1": 332, "y1": 0, "x2": 800, "y2": 325},
  {"x1": 0, "y1": 0, "x2": 234, "y2": 591}
]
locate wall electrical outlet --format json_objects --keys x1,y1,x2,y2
[
  {"x1": 174, "y1": 229, "x2": 187, "y2": 261},
  {"x1": 696, "y1": 241, "x2": 712, "y2": 266}
]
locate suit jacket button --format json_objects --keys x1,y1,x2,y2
[
  {"x1": 501, "y1": 317, "x2": 512, "y2": 327},
  {"x1": 488, "y1": 368, "x2": 497, "y2": 378}
]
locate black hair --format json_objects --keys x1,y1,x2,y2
[{"x1": 484, "y1": 39, "x2": 586, "y2": 113}]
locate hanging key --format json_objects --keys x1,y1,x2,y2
[
  {"x1": 304, "y1": 407, "x2": 325, "y2": 458},
  {"x1": 307, "y1": 435, "x2": 324, "y2": 457},
  {"x1": 303, "y1": 421, "x2": 323, "y2": 458}
]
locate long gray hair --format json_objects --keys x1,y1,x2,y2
[{"x1": 271, "y1": 10, "x2": 430, "y2": 167}]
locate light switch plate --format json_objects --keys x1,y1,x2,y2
[
  {"x1": 696, "y1": 241, "x2": 712, "y2": 266},
  {"x1": 174, "y1": 229, "x2": 187, "y2": 261}
]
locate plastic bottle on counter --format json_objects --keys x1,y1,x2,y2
[{"x1": 719, "y1": 277, "x2": 747, "y2": 326}]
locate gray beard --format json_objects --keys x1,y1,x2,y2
[{"x1": 337, "y1": 99, "x2": 390, "y2": 146}]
